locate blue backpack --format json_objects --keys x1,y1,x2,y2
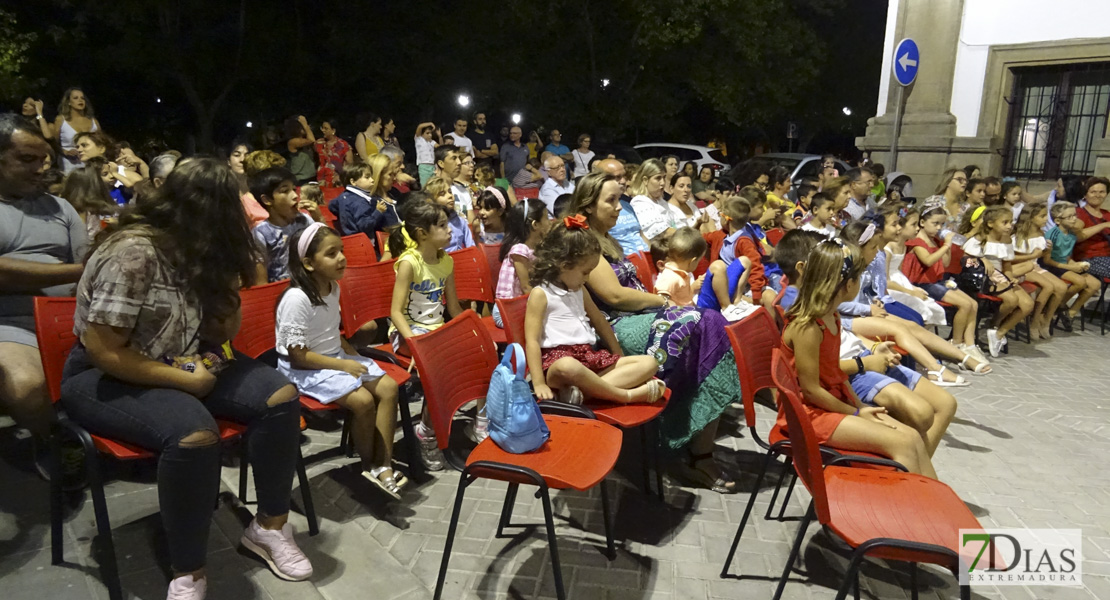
[{"x1": 487, "y1": 343, "x2": 550, "y2": 453}]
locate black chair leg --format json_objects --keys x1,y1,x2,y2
[
  {"x1": 434, "y1": 474, "x2": 472, "y2": 600},
  {"x1": 598, "y1": 479, "x2": 615, "y2": 560},
  {"x1": 496, "y1": 483, "x2": 519, "y2": 538},
  {"x1": 638, "y1": 427, "x2": 650, "y2": 495},
  {"x1": 538, "y1": 485, "x2": 566, "y2": 600},
  {"x1": 764, "y1": 455, "x2": 792, "y2": 520},
  {"x1": 721, "y1": 449, "x2": 775, "y2": 578},
  {"x1": 776, "y1": 471, "x2": 798, "y2": 521},
  {"x1": 82, "y1": 432, "x2": 122, "y2": 600},
  {"x1": 772, "y1": 502, "x2": 815, "y2": 600},
  {"x1": 854, "y1": 570, "x2": 861, "y2": 600},
  {"x1": 340, "y1": 417, "x2": 353, "y2": 458},
  {"x1": 238, "y1": 437, "x2": 249, "y2": 503},
  {"x1": 397, "y1": 386, "x2": 421, "y2": 474},
  {"x1": 652, "y1": 422, "x2": 664, "y2": 500},
  {"x1": 910, "y1": 562, "x2": 919, "y2": 600},
  {"x1": 960, "y1": 583, "x2": 971, "y2": 600},
  {"x1": 295, "y1": 449, "x2": 318, "y2": 536},
  {"x1": 833, "y1": 544, "x2": 873, "y2": 600},
  {"x1": 49, "y1": 429, "x2": 64, "y2": 565}
]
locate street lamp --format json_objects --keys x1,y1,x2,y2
[
  {"x1": 842, "y1": 107, "x2": 852, "y2": 116},
  {"x1": 511, "y1": 113, "x2": 522, "y2": 125},
  {"x1": 457, "y1": 94, "x2": 470, "y2": 108},
  {"x1": 601, "y1": 78, "x2": 610, "y2": 88},
  {"x1": 246, "y1": 121, "x2": 253, "y2": 128}
]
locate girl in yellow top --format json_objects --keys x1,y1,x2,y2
[{"x1": 388, "y1": 200, "x2": 463, "y2": 470}]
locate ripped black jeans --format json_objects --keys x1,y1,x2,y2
[{"x1": 60, "y1": 345, "x2": 300, "y2": 573}]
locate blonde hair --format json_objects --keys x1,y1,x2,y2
[
  {"x1": 366, "y1": 154, "x2": 392, "y2": 196},
  {"x1": 423, "y1": 176, "x2": 452, "y2": 201},
  {"x1": 628, "y1": 158, "x2": 664, "y2": 197},
  {"x1": 1014, "y1": 202, "x2": 1047, "y2": 245},
  {"x1": 968, "y1": 206, "x2": 1012, "y2": 242},
  {"x1": 243, "y1": 150, "x2": 286, "y2": 177},
  {"x1": 822, "y1": 176, "x2": 850, "y2": 201},
  {"x1": 475, "y1": 165, "x2": 496, "y2": 187},
  {"x1": 786, "y1": 241, "x2": 864, "y2": 328}
]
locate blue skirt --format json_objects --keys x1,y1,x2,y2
[{"x1": 278, "y1": 351, "x2": 386, "y2": 404}]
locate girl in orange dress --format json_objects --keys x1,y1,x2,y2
[{"x1": 779, "y1": 240, "x2": 938, "y2": 478}]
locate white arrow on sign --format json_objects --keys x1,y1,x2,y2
[{"x1": 898, "y1": 53, "x2": 917, "y2": 71}]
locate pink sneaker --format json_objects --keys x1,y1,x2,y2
[
  {"x1": 240, "y1": 519, "x2": 313, "y2": 581},
  {"x1": 167, "y1": 574, "x2": 206, "y2": 600}
]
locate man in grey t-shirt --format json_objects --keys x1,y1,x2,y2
[{"x1": 0, "y1": 113, "x2": 87, "y2": 458}]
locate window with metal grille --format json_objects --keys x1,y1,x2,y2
[{"x1": 1003, "y1": 62, "x2": 1110, "y2": 180}]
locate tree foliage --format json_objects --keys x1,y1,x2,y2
[{"x1": 0, "y1": 9, "x2": 39, "y2": 102}]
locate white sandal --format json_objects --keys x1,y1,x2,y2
[
  {"x1": 363, "y1": 467, "x2": 403, "y2": 500},
  {"x1": 958, "y1": 353, "x2": 991, "y2": 374},
  {"x1": 927, "y1": 365, "x2": 970, "y2": 387}
]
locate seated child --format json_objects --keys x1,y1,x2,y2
[
  {"x1": 250, "y1": 167, "x2": 318, "y2": 284},
  {"x1": 473, "y1": 186, "x2": 508, "y2": 244},
  {"x1": 799, "y1": 192, "x2": 838, "y2": 238},
  {"x1": 1044, "y1": 201, "x2": 1101, "y2": 330},
  {"x1": 425, "y1": 176, "x2": 475, "y2": 252},
  {"x1": 524, "y1": 216, "x2": 664, "y2": 405},
  {"x1": 962, "y1": 206, "x2": 1034, "y2": 357},
  {"x1": 737, "y1": 185, "x2": 785, "y2": 299},
  {"x1": 1012, "y1": 202, "x2": 1067, "y2": 339},
  {"x1": 328, "y1": 161, "x2": 398, "y2": 239},
  {"x1": 651, "y1": 226, "x2": 708, "y2": 307},
  {"x1": 696, "y1": 196, "x2": 754, "y2": 310},
  {"x1": 493, "y1": 198, "x2": 550, "y2": 326}
]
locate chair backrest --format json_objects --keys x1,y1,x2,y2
[
  {"x1": 766, "y1": 227, "x2": 785, "y2": 247},
  {"x1": 32, "y1": 296, "x2": 78, "y2": 403},
  {"x1": 341, "y1": 234, "x2": 378, "y2": 266},
  {"x1": 494, "y1": 295, "x2": 529, "y2": 346},
  {"x1": 774, "y1": 304, "x2": 787, "y2": 331},
  {"x1": 724, "y1": 309, "x2": 780, "y2": 429},
  {"x1": 317, "y1": 203, "x2": 336, "y2": 222},
  {"x1": 233, "y1": 280, "x2": 290, "y2": 359},
  {"x1": 407, "y1": 310, "x2": 501, "y2": 449},
  {"x1": 338, "y1": 261, "x2": 397, "y2": 335},
  {"x1": 450, "y1": 246, "x2": 495, "y2": 303},
  {"x1": 626, "y1": 251, "x2": 656, "y2": 293},
  {"x1": 322, "y1": 186, "x2": 343, "y2": 203},
  {"x1": 478, "y1": 243, "x2": 503, "y2": 292},
  {"x1": 771, "y1": 350, "x2": 831, "y2": 523},
  {"x1": 946, "y1": 244, "x2": 964, "y2": 275},
  {"x1": 376, "y1": 231, "x2": 390, "y2": 257}
]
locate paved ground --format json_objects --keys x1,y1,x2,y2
[{"x1": 2, "y1": 323, "x2": 1109, "y2": 600}]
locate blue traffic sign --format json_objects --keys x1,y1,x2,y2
[{"x1": 892, "y1": 38, "x2": 919, "y2": 86}]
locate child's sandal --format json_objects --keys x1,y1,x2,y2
[
  {"x1": 958, "y1": 354, "x2": 991, "y2": 374},
  {"x1": 927, "y1": 365, "x2": 970, "y2": 387},
  {"x1": 363, "y1": 467, "x2": 403, "y2": 500}
]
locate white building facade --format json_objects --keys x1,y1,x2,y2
[{"x1": 858, "y1": 0, "x2": 1110, "y2": 194}]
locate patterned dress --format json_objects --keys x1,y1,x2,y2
[{"x1": 593, "y1": 255, "x2": 741, "y2": 449}]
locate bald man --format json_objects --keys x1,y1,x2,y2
[
  {"x1": 538, "y1": 154, "x2": 575, "y2": 216},
  {"x1": 594, "y1": 158, "x2": 648, "y2": 253}
]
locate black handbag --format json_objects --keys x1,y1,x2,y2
[{"x1": 955, "y1": 256, "x2": 988, "y2": 296}]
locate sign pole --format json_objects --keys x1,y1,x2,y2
[{"x1": 891, "y1": 85, "x2": 904, "y2": 171}]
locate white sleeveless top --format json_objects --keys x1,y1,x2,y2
[
  {"x1": 59, "y1": 118, "x2": 99, "y2": 173},
  {"x1": 888, "y1": 248, "x2": 906, "y2": 273},
  {"x1": 537, "y1": 283, "x2": 597, "y2": 348}
]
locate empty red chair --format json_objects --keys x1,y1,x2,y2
[
  {"x1": 341, "y1": 233, "x2": 377, "y2": 266},
  {"x1": 514, "y1": 186, "x2": 540, "y2": 200},
  {"x1": 407, "y1": 310, "x2": 622, "y2": 600},
  {"x1": 766, "y1": 350, "x2": 980, "y2": 600},
  {"x1": 322, "y1": 186, "x2": 343, "y2": 203},
  {"x1": 626, "y1": 251, "x2": 656, "y2": 293},
  {"x1": 495, "y1": 294, "x2": 670, "y2": 497},
  {"x1": 449, "y1": 246, "x2": 506, "y2": 343}
]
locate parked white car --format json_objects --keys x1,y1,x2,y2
[{"x1": 634, "y1": 143, "x2": 729, "y2": 175}]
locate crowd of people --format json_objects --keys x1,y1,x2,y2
[{"x1": 4, "y1": 90, "x2": 1110, "y2": 600}]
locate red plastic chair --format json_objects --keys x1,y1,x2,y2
[
  {"x1": 322, "y1": 186, "x2": 343, "y2": 203},
  {"x1": 407, "y1": 311, "x2": 622, "y2": 600},
  {"x1": 478, "y1": 242, "x2": 503, "y2": 292},
  {"x1": 449, "y1": 246, "x2": 506, "y2": 343},
  {"x1": 514, "y1": 186, "x2": 540, "y2": 200},
  {"x1": 704, "y1": 229, "x2": 726, "y2": 262},
  {"x1": 340, "y1": 233, "x2": 378, "y2": 266},
  {"x1": 317, "y1": 202, "x2": 336, "y2": 223},
  {"x1": 766, "y1": 227, "x2": 786, "y2": 247},
  {"x1": 767, "y1": 351, "x2": 980, "y2": 600},
  {"x1": 376, "y1": 230, "x2": 390, "y2": 258},
  {"x1": 495, "y1": 295, "x2": 670, "y2": 497},
  {"x1": 34, "y1": 297, "x2": 266, "y2": 600},
  {"x1": 626, "y1": 251, "x2": 656, "y2": 293}
]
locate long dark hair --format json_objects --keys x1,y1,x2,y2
[
  {"x1": 499, "y1": 197, "x2": 549, "y2": 262},
  {"x1": 287, "y1": 225, "x2": 341, "y2": 306},
  {"x1": 531, "y1": 218, "x2": 601, "y2": 287},
  {"x1": 95, "y1": 157, "x2": 258, "y2": 321},
  {"x1": 387, "y1": 200, "x2": 447, "y2": 258},
  {"x1": 60, "y1": 164, "x2": 115, "y2": 215}
]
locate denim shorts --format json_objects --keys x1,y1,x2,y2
[
  {"x1": 918, "y1": 282, "x2": 951, "y2": 302},
  {"x1": 848, "y1": 350, "x2": 922, "y2": 405}
]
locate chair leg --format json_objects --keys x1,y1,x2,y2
[
  {"x1": 721, "y1": 449, "x2": 775, "y2": 578},
  {"x1": 598, "y1": 479, "x2": 615, "y2": 560},
  {"x1": 496, "y1": 483, "x2": 519, "y2": 538},
  {"x1": 83, "y1": 436, "x2": 122, "y2": 600},
  {"x1": 638, "y1": 427, "x2": 650, "y2": 495},
  {"x1": 49, "y1": 429, "x2": 64, "y2": 565},
  {"x1": 764, "y1": 455, "x2": 793, "y2": 520},
  {"x1": 538, "y1": 485, "x2": 566, "y2": 600},
  {"x1": 238, "y1": 437, "x2": 249, "y2": 503},
  {"x1": 775, "y1": 471, "x2": 799, "y2": 521},
  {"x1": 772, "y1": 502, "x2": 815, "y2": 600},
  {"x1": 652, "y1": 422, "x2": 664, "y2": 501},
  {"x1": 396, "y1": 386, "x2": 421, "y2": 474},
  {"x1": 434, "y1": 474, "x2": 472, "y2": 600},
  {"x1": 340, "y1": 416, "x2": 353, "y2": 458},
  {"x1": 833, "y1": 544, "x2": 873, "y2": 600},
  {"x1": 854, "y1": 570, "x2": 861, "y2": 600},
  {"x1": 295, "y1": 449, "x2": 319, "y2": 536},
  {"x1": 910, "y1": 562, "x2": 919, "y2": 600},
  {"x1": 960, "y1": 582, "x2": 971, "y2": 600}
]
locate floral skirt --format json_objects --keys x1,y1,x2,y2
[
  {"x1": 612, "y1": 306, "x2": 741, "y2": 449},
  {"x1": 541, "y1": 344, "x2": 620, "y2": 372}
]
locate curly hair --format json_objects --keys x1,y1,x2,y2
[
  {"x1": 530, "y1": 218, "x2": 602, "y2": 287},
  {"x1": 94, "y1": 157, "x2": 259, "y2": 321},
  {"x1": 243, "y1": 150, "x2": 287, "y2": 177}
]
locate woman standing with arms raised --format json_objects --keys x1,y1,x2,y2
[
  {"x1": 47, "y1": 88, "x2": 102, "y2": 173},
  {"x1": 60, "y1": 157, "x2": 316, "y2": 599}
]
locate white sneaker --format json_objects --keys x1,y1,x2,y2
[
  {"x1": 465, "y1": 414, "x2": 489, "y2": 444},
  {"x1": 986, "y1": 329, "x2": 1002, "y2": 358},
  {"x1": 167, "y1": 574, "x2": 207, "y2": 600},
  {"x1": 240, "y1": 519, "x2": 313, "y2": 581}
]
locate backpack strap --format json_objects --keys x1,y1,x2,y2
[{"x1": 502, "y1": 343, "x2": 528, "y2": 381}]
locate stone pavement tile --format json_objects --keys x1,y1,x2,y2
[{"x1": 2, "y1": 541, "x2": 97, "y2": 600}]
